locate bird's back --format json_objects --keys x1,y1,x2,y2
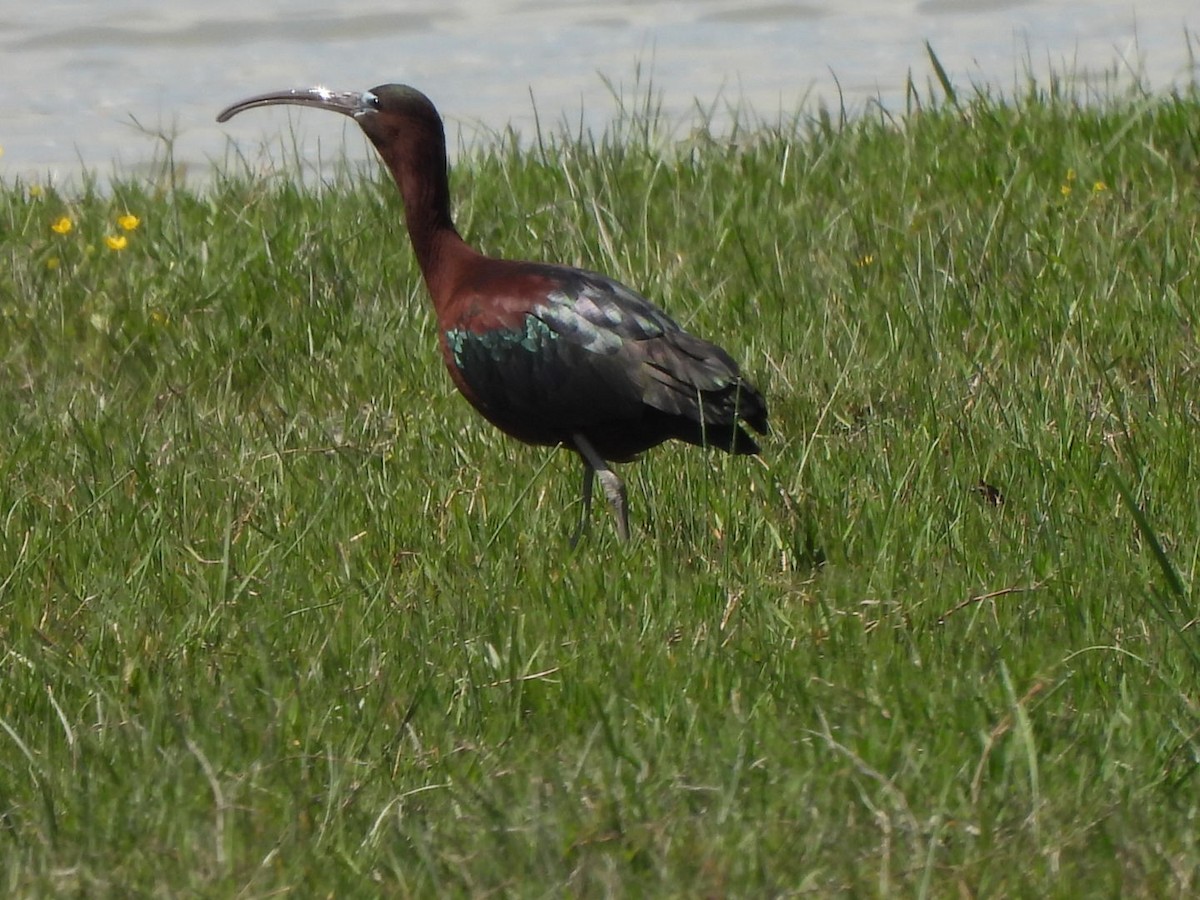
[{"x1": 435, "y1": 260, "x2": 768, "y2": 461}]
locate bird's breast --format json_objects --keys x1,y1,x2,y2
[
  {"x1": 436, "y1": 313, "x2": 646, "y2": 450},
  {"x1": 443, "y1": 315, "x2": 556, "y2": 363},
  {"x1": 438, "y1": 318, "x2": 570, "y2": 443}
]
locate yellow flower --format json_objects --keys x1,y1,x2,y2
[
  {"x1": 105, "y1": 234, "x2": 129, "y2": 251},
  {"x1": 856, "y1": 253, "x2": 876, "y2": 268},
  {"x1": 117, "y1": 214, "x2": 140, "y2": 231},
  {"x1": 150, "y1": 309, "x2": 169, "y2": 326},
  {"x1": 51, "y1": 216, "x2": 73, "y2": 235},
  {"x1": 1092, "y1": 181, "x2": 1108, "y2": 193},
  {"x1": 29, "y1": 185, "x2": 44, "y2": 198},
  {"x1": 1060, "y1": 183, "x2": 1072, "y2": 197},
  {"x1": 1065, "y1": 168, "x2": 1077, "y2": 182},
  {"x1": 46, "y1": 256, "x2": 61, "y2": 271}
]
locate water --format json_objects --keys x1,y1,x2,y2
[{"x1": 2, "y1": 1, "x2": 1196, "y2": 185}]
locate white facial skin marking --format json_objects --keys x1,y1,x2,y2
[{"x1": 355, "y1": 90, "x2": 378, "y2": 117}]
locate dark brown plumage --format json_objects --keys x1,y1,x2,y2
[{"x1": 218, "y1": 83, "x2": 768, "y2": 541}]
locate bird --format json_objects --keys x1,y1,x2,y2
[{"x1": 217, "y1": 84, "x2": 768, "y2": 542}]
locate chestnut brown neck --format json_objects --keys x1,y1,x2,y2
[{"x1": 368, "y1": 117, "x2": 481, "y2": 308}]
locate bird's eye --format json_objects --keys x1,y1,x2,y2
[{"x1": 362, "y1": 91, "x2": 381, "y2": 109}]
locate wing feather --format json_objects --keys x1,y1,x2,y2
[{"x1": 446, "y1": 264, "x2": 767, "y2": 451}]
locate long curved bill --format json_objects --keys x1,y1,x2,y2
[{"x1": 216, "y1": 87, "x2": 372, "y2": 123}]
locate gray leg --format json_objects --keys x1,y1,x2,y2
[
  {"x1": 570, "y1": 462, "x2": 594, "y2": 548},
  {"x1": 572, "y1": 434, "x2": 629, "y2": 542}
]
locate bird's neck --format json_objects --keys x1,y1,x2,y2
[{"x1": 384, "y1": 134, "x2": 481, "y2": 309}]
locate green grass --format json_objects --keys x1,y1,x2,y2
[{"x1": 3, "y1": 65, "x2": 1200, "y2": 895}]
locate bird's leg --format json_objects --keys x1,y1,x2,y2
[
  {"x1": 571, "y1": 434, "x2": 629, "y2": 542},
  {"x1": 570, "y1": 462, "x2": 594, "y2": 548}
]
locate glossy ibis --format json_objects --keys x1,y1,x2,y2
[{"x1": 217, "y1": 84, "x2": 768, "y2": 542}]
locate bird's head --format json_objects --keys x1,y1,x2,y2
[{"x1": 217, "y1": 83, "x2": 444, "y2": 160}]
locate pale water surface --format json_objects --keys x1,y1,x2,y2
[{"x1": 1, "y1": 1, "x2": 1197, "y2": 184}]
